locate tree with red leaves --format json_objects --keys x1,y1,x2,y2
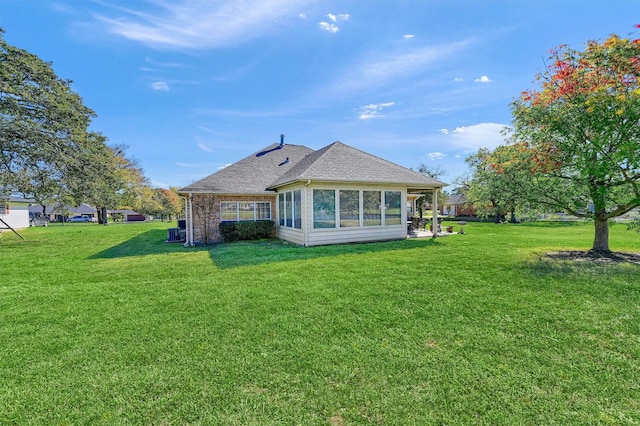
[{"x1": 505, "y1": 27, "x2": 640, "y2": 253}]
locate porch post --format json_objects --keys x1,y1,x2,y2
[
  {"x1": 432, "y1": 188, "x2": 438, "y2": 237},
  {"x1": 184, "y1": 193, "x2": 194, "y2": 247}
]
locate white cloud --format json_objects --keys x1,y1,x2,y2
[
  {"x1": 151, "y1": 81, "x2": 170, "y2": 91},
  {"x1": 454, "y1": 77, "x2": 463, "y2": 82},
  {"x1": 145, "y1": 57, "x2": 187, "y2": 68},
  {"x1": 428, "y1": 152, "x2": 446, "y2": 161},
  {"x1": 299, "y1": 12, "x2": 307, "y2": 19},
  {"x1": 439, "y1": 122, "x2": 507, "y2": 151},
  {"x1": 319, "y1": 21, "x2": 339, "y2": 33},
  {"x1": 357, "y1": 101, "x2": 395, "y2": 120},
  {"x1": 338, "y1": 13, "x2": 351, "y2": 21},
  {"x1": 326, "y1": 13, "x2": 337, "y2": 22},
  {"x1": 403, "y1": 34, "x2": 415, "y2": 39},
  {"x1": 474, "y1": 75, "x2": 492, "y2": 83},
  {"x1": 327, "y1": 38, "x2": 475, "y2": 94},
  {"x1": 198, "y1": 143, "x2": 213, "y2": 153},
  {"x1": 93, "y1": 0, "x2": 313, "y2": 49}
]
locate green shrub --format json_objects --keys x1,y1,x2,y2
[{"x1": 218, "y1": 220, "x2": 275, "y2": 242}]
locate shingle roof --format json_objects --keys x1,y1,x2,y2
[
  {"x1": 268, "y1": 141, "x2": 445, "y2": 189},
  {"x1": 179, "y1": 143, "x2": 314, "y2": 194},
  {"x1": 179, "y1": 141, "x2": 445, "y2": 194}
]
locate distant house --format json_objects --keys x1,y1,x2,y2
[
  {"x1": 29, "y1": 204, "x2": 143, "y2": 222},
  {"x1": 0, "y1": 196, "x2": 33, "y2": 230},
  {"x1": 179, "y1": 139, "x2": 446, "y2": 246},
  {"x1": 29, "y1": 203, "x2": 97, "y2": 222},
  {"x1": 441, "y1": 193, "x2": 476, "y2": 217}
]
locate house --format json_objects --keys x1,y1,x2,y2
[
  {"x1": 441, "y1": 193, "x2": 476, "y2": 217},
  {"x1": 29, "y1": 203, "x2": 97, "y2": 222},
  {"x1": 0, "y1": 196, "x2": 33, "y2": 230},
  {"x1": 179, "y1": 139, "x2": 446, "y2": 246},
  {"x1": 29, "y1": 204, "x2": 143, "y2": 222}
]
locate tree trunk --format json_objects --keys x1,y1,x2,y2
[
  {"x1": 591, "y1": 216, "x2": 610, "y2": 253},
  {"x1": 101, "y1": 207, "x2": 108, "y2": 225}
]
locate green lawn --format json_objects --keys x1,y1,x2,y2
[{"x1": 1, "y1": 221, "x2": 639, "y2": 425}]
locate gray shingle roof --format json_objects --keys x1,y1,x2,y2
[
  {"x1": 268, "y1": 142, "x2": 445, "y2": 189},
  {"x1": 179, "y1": 143, "x2": 314, "y2": 194},
  {"x1": 179, "y1": 141, "x2": 445, "y2": 194}
]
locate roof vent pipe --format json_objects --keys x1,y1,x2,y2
[{"x1": 280, "y1": 134, "x2": 285, "y2": 147}]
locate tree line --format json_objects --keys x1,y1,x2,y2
[
  {"x1": 461, "y1": 29, "x2": 640, "y2": 253},
  {"x1": 0, "y1": 28, "x2": 182, "y2": 222}
]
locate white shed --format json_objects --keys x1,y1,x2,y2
[{"x1": 0, "y1": 196, "x2": 33, "y2": 230}]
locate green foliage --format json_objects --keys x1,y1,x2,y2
[
  {"x1": 0, "y1": 29, "x2": 147, "y2": 214},
  {"x1": 0, "y1": 222, "x2": 639, "y2": 423},
  {"x1": 502, "y1": 30, "x2": 640, "y2": 251},
  {"x1": 218, "y1": 220, "x2": 275, "y2": 242}
]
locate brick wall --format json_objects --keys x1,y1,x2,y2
[{"x1": 191, "y1": 194, "x2": 276, "y2": 244}]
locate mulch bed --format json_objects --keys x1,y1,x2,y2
[{"x1": 545, "y1": 250, "x2": 640, "y2": 265}]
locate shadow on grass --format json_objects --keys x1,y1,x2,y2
[
  {"x1": 89, "y1": 228, "x2": 443, "y2": 268},
  {"x1": 208, "y1": 237, "x2": 442, "y2": 269},
  {"x1": 89, "y1": 229, "x2": 209, "y2": 259},
  {"x1": 521, "y1": 251, "x2": 640, "y2": 280}
]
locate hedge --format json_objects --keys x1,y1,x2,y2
[{"x1": 218, "y1": 220, "x2": 275, "y2": 242}]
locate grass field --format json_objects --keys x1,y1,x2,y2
[{"x1": 1, "y1": 221, "x2": 639, "y2": 424}]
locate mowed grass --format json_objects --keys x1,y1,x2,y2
[{"x1": 1, "y1": 221, "x2": 639, "y2": 425}]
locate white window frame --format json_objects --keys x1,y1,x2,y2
[{"x1": 220, "y1": 201, "x2": 271, "y2": 222}]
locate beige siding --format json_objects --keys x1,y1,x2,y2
[{"x1": 276, "y1": 182, "x2": 409, "y2": 246}]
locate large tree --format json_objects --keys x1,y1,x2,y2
[
  {"x1": 0, "y1": 28, "x2": 95, "y2": 199},
  {"x1": 0, "y1": 29, "x2": 147, "y2": 219},
  {"x1": 506, "y1": 29, "x2": 640, "y2": 253}
]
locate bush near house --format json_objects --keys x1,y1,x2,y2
[{"x1": 218, "y1": 220, "x2": 275, "y2": 242}]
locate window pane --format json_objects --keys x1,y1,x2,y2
[
  {"x1": 340, "y1": 190, "x2": 360, "y2": 227},
  {"x1": 279, "y1": 193, "x2": 285, "y2": 226},
  {"x1": 293, "y1": 190, "x2": 301, "y2": 229},
  {"x1": 285, "y1": 192, "x2": 292, "y2": 227},
  {"x1": 385, "y1": 191, "x2": 402, "y2": 225},
  {"x1": 363, "y1": 191, "x2": 381, "y2": 226},
  {"x1": 239, "y1": 202, "x2": 254, "y2": 221},
  {"x1": 313, "y1": 189, "x2": 335, "y2": 228},
  {"x1": 221, "y1": 202, "x2": 238, "y2": 222},
  {"x1": 256, "y1": 202, "x2": 271, "y2": 220}
]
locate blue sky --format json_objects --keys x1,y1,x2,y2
[{"x1": 1, "y1": 1, "x2": 637, "y2": 189}]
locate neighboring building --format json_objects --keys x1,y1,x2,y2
[
  {"x1": 441, "y1": 193, "x2": 476, "y2": 217},
  {"x1": 0, "y1": 196, "x2": 33, "y2": 230},
  {"x1": 29, "y1": 203, "x2": 97, "y2": 222},
  {"x1": 179, "y1": 139, "x2": 446, "y2": 246},
  {"x1": 29, "y1": 204, "x2": 144, "y2": 222}
]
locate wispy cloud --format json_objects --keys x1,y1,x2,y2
[
  {"x1": 357, "y1": 101, "x2": 395, "y2": 120},
  {"x1": 428, "y1": 152, "x2": 446, "y2": 161},
  {"x1": 198, "y1": 143, "x2": 213, "y2": 153},
  {"x1": 151, "y1": 81, "x2": 169, "y2": 91},
  {"x1": 326, "y1": 38, "x2": 476, "y2": 95},
  {"x1": 92, "y1": 0, "x2": 313, "y2": 49},
  {"x1": 403, "y1": 34, "x2": 415, "y2": 39},
  {"x1": 145, "y1": 57, "x2": 188, "y2": 68}
]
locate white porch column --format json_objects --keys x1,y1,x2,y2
[
  {"x1": 432, "y1": 188, "x2": 438, "y2": 237},
  {"x1": 184, "y1": 193, "x2": 194, "y2": 247}
]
